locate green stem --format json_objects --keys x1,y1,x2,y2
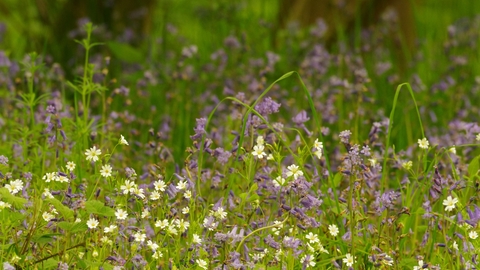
[{"x1": 235, "y1": 216, "x2": 288, "y2": 253}]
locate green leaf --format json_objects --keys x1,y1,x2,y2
[
  {"x1": 247, "y1": 193, "x2": 259, "y2": 203},
  {"x1": 71, "y1": 222, "x2": 88, "y2": 233},
  {"x1": 0, "y1": 209, "x2": 24, "y2": 225},
  {"x1": 107, "y1": 41, "x2": 143, "y2": 63},
  {"x1": 38, "y1": 258, "x2": 59, "y2": 269},
  {"x1": 0, "y1": 243, "x2": 13, "y2": 250},
  {"x1": 468, "y1": 155, "x2": 480, "y2": 180},
  {"x1": 57, "y1": 221, "x2": 87, "y2": 233},
  {"x1": 80, "y1": 260, "x2": 114, "y2": 269},
  {"x1": 46, "y1": 198, "x2": 74, "y2": 220},
  {"x1": 0, "y1": 188, "x2": 27, "y2": 208},
  {"x1": 333, "y1": 172, "x2": 343, "y2": 188},
  {"x1": 85, "y1": 200, "x2": 115, "y2": 217},
  {"x1": 249, "y1": 183, "x2": 258, "y2": 193},
  {"x1": 33, "y1": 233, "x2": 62, "y2": 245}
]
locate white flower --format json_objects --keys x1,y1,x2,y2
[
  {"x1": 300, "y1": 254, "x2": 316, "y2": 268},
  {"x1": 252, "y1": 144, "x2": 266, "y2": 159},
  {"x1": 150, "y1": 190, "x2": 161, "y2": 201},
  {"x1": 147, "y1": 240, "x2": 159, "y2": 251},
  {"x1": 328, "y1": 224, "x2": 339, "y2": 237},
  {"x1": 43, "y1": 188, "x2": 54, "y2": 199},
  {"x1": 57, "y1": 175, "x2": 69, "y2": 183},
  {"x1": 100, "y1": 164, "x2": 112, "y2": 178},
  {"x1": 119, "y1": 135, "x2": 129, "y2": 146},
  {"x1": 418, "y1": 138, "x2": 429, "y2": 149},
  {"x1": 477, "y1": 133, "x2": 480, "y2": 141},
  {"x1": 193, "y1": 233, "x2": 202, "y2": 244},
  {"x1": 86, "y1": 218, "x2": 99, "y2": 229},
  {"x1": 196, "y1": 259, "x2": 208, "y2": 270},
  {"x1": 175, "y1": 219, "x2": 190, "y2": 233},
  {"x1": 213, "y1": 207, "x2": 227, "y2": 220},
  {"x1": 273, "y1": 176, "x2": 286, "y2": 187},
  {"x1": 141, "y1": 209, "x2": 150, "y2": 219},
  {"x1": 343, "y1": 253, "x2": 355, "y2": 267},
  {"x1": 314, "y1": 139, "x2": 323, "y2": 149},
  {"x1": 5, "y1": 179, "x2": 23, "y2": 195},
  {"x1": 42, "y1": 211, "x2": 55, "y2": 222},
  {"x1": 152, "y1": 251, "x2": 163, "y2": 259},
  {"x1": 443, "y1": 196, "x2": 458, "y2": 212},
  {"x1": 66, "y1": 161, "x2": 76, "y2": 172},
  {"x1": 101, "y1": 236, "x2": 112, "y2": 245},
  {"x1": 154, "y1": 180, "x2": 166, "y2": 192},
  {"x1": 85, "y1": 146, "x2": 101, "y2": 162},
  {"x1": 133, "y1": 187, "x2": 145, "y2": 199},
  {"x1": 167, "y1": 224, "x2": 178, "y2": 235},
  {"x1": 133, "y1": 232, "x2": 146, "y2": 243},
  {"x1": 267, "y1": 154, "x2": 274, "y2": 160},
  {"x1": 115, "y1": 208, "x2": 128, "y2": 220},
  {"x1": 155, "y1": 219, "x2": 169, "y2": 229},
  {"x1": 43, "y1": 172, "x2": 57, "y2": 182},
  {"x1": 318, "y1": 244, "x2": 329, "y2": 254},
  {"x1": 402, "y1": 161, "x2": 413, "y2": 170},
  {"x1": 313, "y1": 148, "x2": 322, "y2": 159},
  {"x1": 104, "y1": 225, "x2": 117, "y2": 233},
  {"x1": 368, "y1": 158, "x2": 377, "y2": 167},
  {"x1": 272, "y1": 220, "x2": 283, "y2": 235},
  {"x1": 452, "y1": 241, "x2": 458, "y2": 250},
  {"x1": 120, "y1": 180, "x2": 136, "y2": 195},
  {"x1": 469, "y1": 231, "x2": 478, "y2": 240},
  {"x1": 306, "y1": 232, "x2": 319, "y2": 243},
  {"x1": 0, "y1": 201, "x2": 12, "y2": 210},
  {"x1": 256, "y1": 136, "x2": 264, "y2": 146},
  {"x1": 184, "y1": 190, "x2": 192, "y2": 199},
  {"x1": 413, "y1": 260, "x2": 424, "y2": 270},
  {"x1": 286, "y1": 164, "x2": 303, "y2": 180},
  {"x1": 182, "y1": 207, "x2": 189, "y2": 214},
  {"x1": 383, "y1": 254, "x2": 394, "y2": 266},
  {"x1": 176, "y1": 180, "x2": 187, "y2": 190}
]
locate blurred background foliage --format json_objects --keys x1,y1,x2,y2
[{"x1": 1, "y1": 0, "x2": 477, "y2": 68}]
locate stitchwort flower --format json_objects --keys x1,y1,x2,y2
[
  {"x1": 115, "y1": 208, "x2": 128, "y2": 220},
  {"x1": 5, "y1": 179, "x2": 23, "y2": 195},
  {"x1": 418, "y1": 138, "x2": 429, "y2": 149},
  {"x1": 443, "y1": 196, "x2": 458, "y2": 212},
  {"x1": 85, "y1": 146, "x2": 101, "y2": 162},
  {"x1": 87, "y1": 217, "x2": 99, "y2": 229},
  {"x1": 119, "y1": 135, "x2": 129, "y2": 145},
  {"x1": 328, "y1": 224, "x2": 339, "y2": 236},
  {"x1": 66, "y1": 161, "x2": 76, "y2": 172},
  {"x1": 286, "y1": 164, "x2": 303, "y2": 180},
  {"x1": 343, "y1": 253, "x2": 355, "y2": 267},
  {"x1": 100, "y1": 164, "x2": 112, "y2": 178},
  {"x1": 252, "y1": 144, "x2": 266, "y2": 159}
]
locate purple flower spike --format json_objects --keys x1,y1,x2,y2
[{"x1": 465, "y1": 205, "x2": 480, "y2": 227}]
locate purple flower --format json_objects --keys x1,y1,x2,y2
[
  {"x1": 191, "y1": 118, "x2": 207, "y2": 140},
  {"x1": 300, "y1": 194, "x2": 322, "y2": 210},
  {"x1": 254, "y1": 97, "x2": 281, "y2": 116},
  {"x1": 0, "y1": 155, "x2": 8, "y2": 165},
  {"x1": 264, "y1": 235, "x2": 280, "y2": 250},
  {"x1": 213, "y1": 148, "x2": 231, "y2": 165},
  {"x1": 292, "y1": 110, "x2": 310, "y2": 125},
  {"x1": 339, "y1": 130, "x2": 352, "y2": 144},
  {"x1": 465, "y1": 205, "x2": 480, "y2": 227}
]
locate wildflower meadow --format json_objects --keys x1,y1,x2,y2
[{"x1": 0, "y1": 1, "x2": 480, "y2": 269}]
